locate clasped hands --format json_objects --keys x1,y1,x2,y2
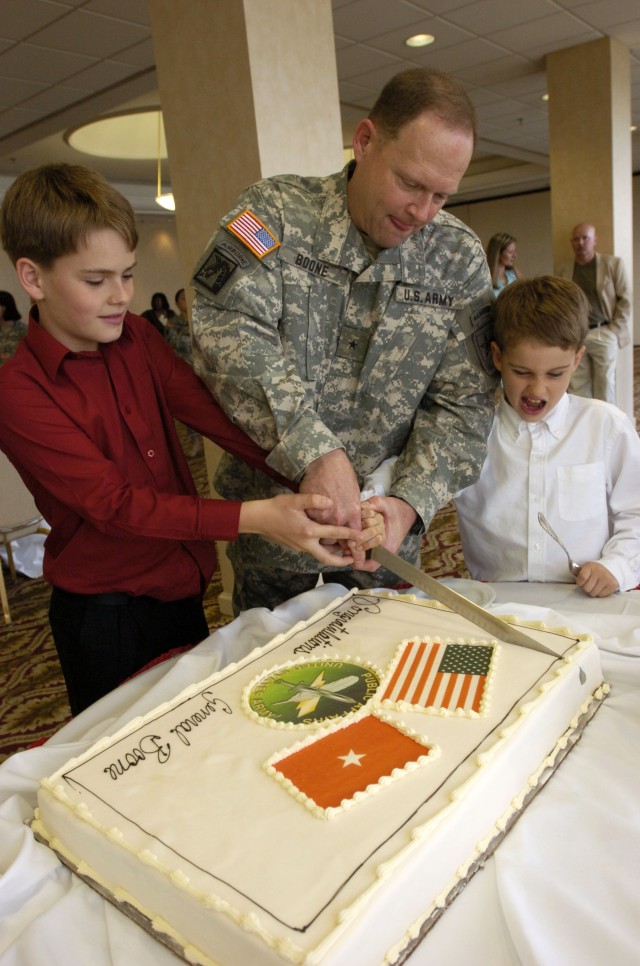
[{"x1": 298, "y1": 449, "x2": 416, "y2": 570}]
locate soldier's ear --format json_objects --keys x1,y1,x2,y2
[{"x1": 352, "y1": 119, "x2": 377, "y2": 162}]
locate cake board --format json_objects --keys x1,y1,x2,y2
[{"x1": 32, "y1": 589, "x2": 608, "y2": 966}]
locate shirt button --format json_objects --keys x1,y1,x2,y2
[{"x1": 147, "y1": 449, "x2": 155, "y2": 458}]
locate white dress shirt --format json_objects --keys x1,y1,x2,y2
[{"x1": 454, "y1": 393, "x2": 640, "y2": 591}]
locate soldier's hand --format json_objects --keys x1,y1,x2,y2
[{"x1": 299, "y1": 449, "x2": 361, "y2": 529}]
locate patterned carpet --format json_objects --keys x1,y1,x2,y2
[{"x1": 1, "y1": 357, "x2": 638, "y2": 763}]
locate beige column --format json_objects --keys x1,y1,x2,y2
[
  {"x1": 547, "y1": 37, "x2": 633, "y2": 419},
  {"x1": 149, "y1": 0, "x2": 343, "y2": 613}
]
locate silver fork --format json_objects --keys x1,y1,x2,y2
[{"x1": 537, "y1": 512, "x2": 581, "y2": 576}]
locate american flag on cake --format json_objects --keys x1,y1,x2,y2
[{"x1": 378, "y1": 639, "x2": 497, "y2": 716}]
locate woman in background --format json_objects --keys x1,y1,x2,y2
[
  {"x1": 0, "y1": 290, "x2": 26, "y2": 364},
  {"x1": 486, "y1": 233, "x2": 522, "y2": 297},
  {"x1": 142, "y1": 291, "x2": 175, "y2": 335}
]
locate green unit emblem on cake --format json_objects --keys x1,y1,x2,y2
[{"x1": 246, "y1": 658, "x2": 381, "y2": 726}]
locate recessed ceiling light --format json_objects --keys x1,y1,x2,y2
[
  {"x1": 631, "y1": 124, "x2": 638, "y2": 133},
  {"x1": 541, "y1": 93, "x2": 549, "y2": 102},
  {"x1": 405, "y1": 33, "x2": 435, "y2": 48},
  {"x1": 66, "y1": 109, "x2": 167, "y2": 160}
]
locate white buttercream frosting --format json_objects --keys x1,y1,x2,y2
[{"x1": 33, "y1": 589, "x2": 606, "y2": 966}]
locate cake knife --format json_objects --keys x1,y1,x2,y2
[{"x1": 370, "y1": 545, "x2": 559, "y2": 656}]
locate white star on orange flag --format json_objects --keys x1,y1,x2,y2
[{"x1": 338, "y1": 749, "x2": 365, "y2": 767}]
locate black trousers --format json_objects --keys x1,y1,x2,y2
[{"x1": 49, "y1": 588, "x2": 209, "y2": 716}]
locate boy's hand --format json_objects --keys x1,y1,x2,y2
[
  {"x1": 351, "y1": 496, "x2": 417, "y2": 572},
  {"x1": 575, "y1": 561, "x2": 619, "y2": 598},
  {"x1": 347, "y1": 502, "x2": 386, "y2": 567},
  {"x1": 239, "y1": 493, "x2": 378, "y2": 567}
]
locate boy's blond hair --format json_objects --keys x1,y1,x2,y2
[
  {"x1": 493, "y1": 275, "x2": 588, "y2": 351},
  {"x1": 0, "y1": 163, "x2": 138, "y2": 266}
]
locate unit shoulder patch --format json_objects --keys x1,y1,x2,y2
[{"x1": 193, "y1": 248, "x2": 238, "y2": 296}]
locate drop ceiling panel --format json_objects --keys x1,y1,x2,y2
[
  {"x1": 85, "y1": 0, "x2": 151, "y2": 26},
  {"x1": 30, "y1": 9, "x2": 149, "y2": 58},
  {"x1": 0, "y1": 0, "x2": 73, "y2": 39},
  {"x1": 0, "y1": 0, "x2": 636, "y2": 203}
]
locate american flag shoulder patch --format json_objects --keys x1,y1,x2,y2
[
  {"x1": 226, "y1": 209, "x2": 280, "y2": 259},
  {"x1": 377, "y1": 637, "x2": 499, "y2": 718}
]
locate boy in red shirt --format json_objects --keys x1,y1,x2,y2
[{"x1": 0, "y1": 164, "x2": 382, "y2": 714}]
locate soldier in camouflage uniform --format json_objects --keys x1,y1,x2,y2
[{"x1": 191, "y1": 68, "x2": 498, "y2": 613}]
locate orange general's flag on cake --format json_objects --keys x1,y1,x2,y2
[
  {"x1": 270, "y1": 715, "x2": 433, "y2": 812},
  {"x1": 380, "y1": 640, "x2": 495, "y2": 715}
]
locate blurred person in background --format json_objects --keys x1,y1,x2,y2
[
  {"x1": 167, "y1": 288, "x2": 203, "y2": 457},
  {"x1": 0, "y1": 290, "x2": 26, "y2": 364},
  {"x1": 557, "y1": 222, "x2": 631, "y2": 404},
  {"x1": 142, "y1": 291, "x2": 175, "y2": 335},
  {"x1": 486, "y1": 232, "x2": 522, "y2": 297}
]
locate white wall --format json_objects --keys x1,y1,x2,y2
[{"x1": 453, "y1": 190, "x2": 554, "y2": 279}]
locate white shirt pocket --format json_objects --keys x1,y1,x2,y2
[{"x1": 557, "y1": 462, "x2": 606, "y2": 521}]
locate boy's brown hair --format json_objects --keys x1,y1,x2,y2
[
  {"x1": 0, "y1": 163, "x2": 138, "y2": 266},
  {"x1": 493, "y1": 275, "x2": 589, "y2": 351}
]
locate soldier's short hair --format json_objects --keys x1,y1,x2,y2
[
  {"x1": 493, "y1": 276, "x2": 589, "y2": 351},
  {"x1": 369, "y1": 68, "x2": 476, "y2": 143},
  {"x1": 0, "y1": 162, "x2": 138, "y2": 266}
]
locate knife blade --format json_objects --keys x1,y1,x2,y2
[{"x1": 371, "y1": 545, "x2": 558, "y2": 656}]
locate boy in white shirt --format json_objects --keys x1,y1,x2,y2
[{"x1": 454, "y1": 275, "x2": 640, "y2": 597}]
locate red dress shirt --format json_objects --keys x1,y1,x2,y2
[{"x1": 0, "y1": 311, "x2": 282, "y2": 600}]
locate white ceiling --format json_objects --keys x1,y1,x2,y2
[{"x1": 0, "y1": 0, "x2": 638, "y2": 210}]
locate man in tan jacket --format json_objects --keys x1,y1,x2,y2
[{"x1": 557, "y1": 222, "x2": 631, "y2": 404}]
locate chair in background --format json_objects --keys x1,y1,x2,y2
[{"x1": 0, "y1": 450, "x2": 49, "y2": 624}]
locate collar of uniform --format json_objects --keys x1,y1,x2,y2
[
  {"x1": 311, "y1": 164, "x2": 367, "y2": 272},
  {"x1": 498, "y1": 391, "x2": 569, "y2": 440},
  {"x1": 397, "y1": 222, "x2": 435, "y2": 284},
  {"x1": 311, "y1": 164, "x2": 432, "y2": 282}
]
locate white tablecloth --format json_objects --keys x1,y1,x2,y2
[
  {"x1": 1, "y1": 582, "x2": 638, "y2": 966},
  {"x1": 0, "y1": 532, "x2": 45, "y2": 578}
]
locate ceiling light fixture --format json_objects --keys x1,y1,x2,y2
[
  {"x1": 67, "y1": 109, "x2": 166, "y2": 159},
  {"x1": 66, "y1": 109, "x2": 175, "y2": 211},
  {"x1": 155, "y1": 112, "x2": 175, "y2": 211},
  {"x1": 405, "y1": 33, "x2": 435, "y2": 48}
]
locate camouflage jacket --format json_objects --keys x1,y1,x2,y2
[{"x1": 192, "y1": 164, "x2": 496, "y2": 550}]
